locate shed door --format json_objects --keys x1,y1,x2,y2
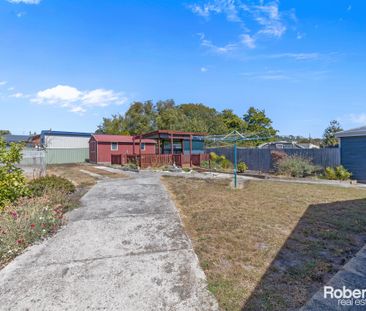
[{"x1": 111, "y1": 155, "x2": 122, "y2": 165}]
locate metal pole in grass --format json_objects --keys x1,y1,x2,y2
[
  {"x1": 205, "y1": 130, "x2": 273, "y2": 189},
  {"x1": 234, "y1": 142, "x2": 237, "y2": 188}
]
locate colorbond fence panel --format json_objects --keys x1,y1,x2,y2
[{"x1": 206, "y1": 147, "x2": 340, "y2": 172}]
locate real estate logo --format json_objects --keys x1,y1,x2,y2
[{"x1": 324, "y1": 286, "x2": 366, "y2": 307}]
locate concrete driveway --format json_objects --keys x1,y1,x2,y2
[{"x1": 0, "y1": 172, "x2": 218, "y2": 311}]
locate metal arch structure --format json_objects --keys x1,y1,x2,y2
[{"x1": 205, "y1": 130, "x2": 272, "y2": 188}]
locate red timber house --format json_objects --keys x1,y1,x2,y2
[
  {"x1": 89, "y1": 135, "x2": 156, "y2": 165},
  {"x1": 89, "y1": 131, "x2": 209, "y2": 167}
]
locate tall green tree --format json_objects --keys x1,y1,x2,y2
[
  {"x1": 220, "y1": 109, "x2": 247, "y2": 132},
  {"x1": 243, "y1": 107, "x2": 277, "y2": 136},
  {"x1": 322, "y1": 120, "x2": 343, "y2": 147},
  {"x1": 124, "y1": 101, "x2": 157, "y2": 134},
  {"x1": 179, "y1": 103, "x2": 227, "y2": 134},
  {"x1": 156, "y1": 108, "x2": 188, "y2": 130},
  {"x1": 96, "y1": 114, "x2": 128, "y2": 135}
]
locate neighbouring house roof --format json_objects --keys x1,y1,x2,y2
[
  {"x1": 258, "y1": 141, "x2": 304, "y2": 149},
  {"x1": 91, "y1": 134, "x2": 156, "y2": 144},
  {"x1": 298, "y1": 143, "x2": 320, "y2": 149},
  {"x1": 41, "y1": 130, "x2": 92, "y2": 137},
  {"x1": 335, "y1": 126, "x2": 366, "y2": 138},
  {"x1": 1, "y1": 134, "x2": 32, "y2": 143}
]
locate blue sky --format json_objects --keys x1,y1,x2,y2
[{"x1": 0, "y1": 0, "x2": 365, "y2": 137}]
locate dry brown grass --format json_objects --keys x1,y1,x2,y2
[
  {"x1": 47, "y1": 164, "x2": 126, "y2": 188},
  {"x1": 162, "y1": 177, "x2": 366, "y2": 311}
]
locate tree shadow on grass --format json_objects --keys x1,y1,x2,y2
[{"x1": 242, "y1": 198, "x2": 366, "y2": 311}]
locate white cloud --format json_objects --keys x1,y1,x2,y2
[
  {"x1": 32, "y1": 84, "x2": 128, "y2": 113},
  {"x1": 190, "y1": 0, "x2": 296, "y2": 52},
  {"x1": 349, "y1": 113, "x2": 366, "y2": 125},
  {"x1": 200, "y1": 67, "x2": 208, "y2": 72},
  {"x1": 0, "y1": 81, "x2": 7, "y2": 86},
  {"x1": 7, "y1": 0, "x2": 41, "y2": 4},
  {"x1": 266, "y1": 52, "x2": 320, "y2": 61},
  {"x1": 347, "y1": 5, "x2": 352, "y2": 11},
  {"x1": 198, "y1": 33, "x2": 237, "y2": 54},
  {"x1": 241, "y1": 34, "x2": 255, "y2": 48},
  {"x1": 16, "y1": 11, "x2": 26, "y2": 18},
  {"x1": 10, "y1": 92, "x2": 25, "y2": 98}
]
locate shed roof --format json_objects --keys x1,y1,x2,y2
[
  {"x1": 335, "y1": 126, "x2": 366, "y2": 138},
  {"x1": 41, "y1": 130, "x2": 92, "y2": 137},
  {"x1": 91, "y1": 134, "x2": 156, "y2": 144}
]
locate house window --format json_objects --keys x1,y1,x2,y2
[
  {"x1": 111, "y1": 142, "x2": 118, "y2": 151},
  {"x1": 141, "y1": 143, "x2": 146, "y2": 151}
]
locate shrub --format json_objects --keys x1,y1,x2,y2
[
  {"x1": 335, "y1": 166, "x2": 352, "y2": 180},
  {"x1": 28, "y1": 175, "x2": 75, "y2": 197},
  {"x1": 237, "y1": 162, "x2": 248, "y2": 173},
  {"x1": 0, "y1": 139, "x2": 28, "y2": 210},
  {"x1": 209, "y1": 152, "x2": 219, "y2": 162},
  {"x1": 324, "y1": 166, "x2": 352, "y2": 181},
  {"x1": 277, "y1": 156, "x2": 319, "y2": 178},
  {"x1": 271, "y1": 150, "x2": 288, "y2": 163},
  {"x1": 204, "y1": 152, "x2": 233, "y2": 170},
  {"x1": 324, "y1": 167, "x2": 337, "y2": 180}
]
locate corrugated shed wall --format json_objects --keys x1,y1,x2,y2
[
  {"x1": 44, "y1": 135, "x2": 90, "y2": 149},
  {"x1": 340, "y1": 136, "x2": 366, "y2": 181},
  {"x1": 45, "y1": 148, "x2": 89, "y2": 164}
]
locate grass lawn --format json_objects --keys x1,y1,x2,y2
[{"x1": 162, "y1": 177, "x2": 366, "y2": 311}]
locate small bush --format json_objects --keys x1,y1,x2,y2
[
  {"x1": 237, "y1": 162, "x2": 248, "y2": 173},
  {"x1": 271, "y1": 150, "x2": 288, "y2": 163},
  {"x1": 277, "y1": 156, "x2": 319, "y2": 178},
  {"x1": 204, "y1": 152, "x2": 233, "y2": 170},
  {"x1": 28, "y1": 175, "x2": 75, "y2": 197},
  {"x1": 324, "y1": 166, "x2": 352, "y2": 181},
  {"x1": 324, "y1": 167, "x2": 337, "y2": 180},
  {"x1": 0, "y1": 139, "x2": 28, "y2": 210},
  {"x1": 209, "y1": 152, "x2": 219, "y2": 162}
]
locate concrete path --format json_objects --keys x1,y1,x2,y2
[
  {"x1": 0, "y1": 172, "x2": 218, "y2": 311},
  {"x1": 301, "y1": 245, "x2": 366, "y2": 311}
]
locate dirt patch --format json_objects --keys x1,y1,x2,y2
[
  {"x1": 162, "y1": 176, "x2": 366, "y2": 311},
  {"x1": 46, "y1": 164, "x2": 126, "y2": 188}
]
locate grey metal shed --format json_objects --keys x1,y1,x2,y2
[{"x1": 336, "y1": 126, "x2": 366, "y2": 182}]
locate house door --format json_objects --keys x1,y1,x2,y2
[{"x1": 111, "y1": 155, "x2": 122, "y2": 165}]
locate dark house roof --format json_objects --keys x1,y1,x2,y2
[
  {"x1": 1, "y1": 134, "x2": 32, "y2": 144},
  {"x1": 335, "y1": 126, "x2": 366, "y2": 138},
  {"x1": 41, "y1": 130, "x2": 92, "y2": 137},
  {"x1": 91, "y1": 134, "x2": 156, "y2": 144},
  {"x1": 258, "y1": 141, "x2": 304, "y2": 149}
]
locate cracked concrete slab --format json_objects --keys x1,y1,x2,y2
[{"x1": 0, "y1": 172, "x2": 218, "y2": 311}]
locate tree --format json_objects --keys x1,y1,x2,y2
[
  {"x1": 0, "y1": 130, "x2": 11, "y2": 136},
  {"x1": 179, "y1": 103, "x2": 227, "y2": 134},
  {"x1": 124, "y1": 101, "x2": 157, "y2": 135},
  {"x1": 96, "y1": 114, "x2": 128, "y2": 135},
  {"x1": 322, "y1": 120, "x2": 343, "y2": 147},
  {"x1": 243, "y1": 107, "x2": 277, "y2": 136},
  {"x1": 220, "y1": 109, "x2": 247, "y2": 132},
  {"x1": 156, "y1": 108, "x2": 188, "y2": 130}
]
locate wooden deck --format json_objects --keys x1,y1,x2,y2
[{"x1": 126, "y1": 154, "x2": 209, "y2": 168}]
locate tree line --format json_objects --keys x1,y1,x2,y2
[{"x1": 96, "y1": 99, "x2": 277, "y2": 144}]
